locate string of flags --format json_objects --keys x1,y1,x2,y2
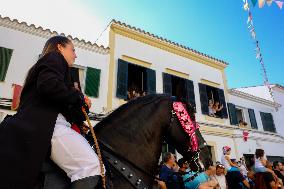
[
  {"x1": 245, "y1": 0, "x2": 284, "y2": 9},
  {"x1": 242, "y1": 0, "x2": 278, "y2": 110}
]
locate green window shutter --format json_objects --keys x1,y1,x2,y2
[
  {"x1": 198, "y1": 83, "x2": 209, "y2": 115},
  {"x1": 0, "y1": 47, "x2": 13, "y2": 81},
  {"x1": 185, "y1": 79, "x2": 196, "y2": 108},
  {"x1": 116, "y1": 59, "x2": 128, "y2": 99},
  {"x1": 162, "y1": 73, "x2": 172, "y2": 95},
  {"x1": 227, "y1": 103, "x2": 238, "y2": 125},
  {"x1": 145, "y1": 68, "x2": 156, "y2": 94},
  {"x1": 217, "y1": 89, "x2": 228, "y2": 119},
  {"x1": 84, "y1": 67, "x2": 101, "y2": 97},
  {"x1": 248, "y1": 108, "x2": 258, "y2": 129},
  {"x1": 260, "y1": 112, "x2": 276, "y2": 133}
]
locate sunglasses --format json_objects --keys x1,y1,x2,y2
[{"x1": 216, "y1": 165, "x2": 225, "y2": 168}]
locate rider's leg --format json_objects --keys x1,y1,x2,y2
[
  {"x1": 70, "y1": 176, "x2": 101, "y2": 189},
  {"x1": 50, "y1": 114, "x2": 103, "y2": 184}
]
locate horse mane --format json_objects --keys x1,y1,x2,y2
[{"x1": 95, "y1": 94, "x2": 172, "y2": 131}]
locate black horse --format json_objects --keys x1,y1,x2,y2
[{"x1": 35, "y1": 94, "x2": 211, "y2": 189}]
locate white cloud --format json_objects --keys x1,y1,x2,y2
[{"x1": 0, "y1": 0, "x2": 109, "y2": 47}]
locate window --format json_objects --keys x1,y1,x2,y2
[
  {"x1": 70, "y1": 66, "x2": 101, "y2": 98},
  {"x1": 0, "y1": 47, "x2": 13, "y2": 81},
  {"x1": 228, "y1": 104, "x2": 258, "y2": 128},
  {"x1": 236, "y1": 108, "x2": 245, "y2": 123},
  {"x1": 199, "y1": 83, "x2": 228, "y2": 119},
  {"x1": 128, "y1": 63, "x2": 146, "y2": 98},
  {"x1": 260, "y1": 112, "x2": 276, "y2": 133},
  {"x1": 163, "y1": 73, "x2": 196, "y2": 108},
  {"x1": 116, "y1": 59, "x2": 156, "y2": 100},
  {"x1": 70, "y1": 67, "x2": 84, "y2": 91}
]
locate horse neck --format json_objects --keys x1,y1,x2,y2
[{"x1": 97, "y1": 97, "x2": 172, "y2": 173}]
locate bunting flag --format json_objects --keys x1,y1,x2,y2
[
  {"x1": 267, "y1": 0, "x2": 273, "y2": 6},
  {"x1": 275, "y1": 0, "x2": 284, "y2": 9},
  {"x1": 11, "y1": 84, "x2": 23, "y2": 111},
  {"x1": 250, "y1": 0, "x2": 284, "y2": 9},
  {"x1": 251, "y1": 0, "x2": 258, "y2": 6},
  {"x1": 258, "y1": 0, "x2": 266, "y2": 8},
  {"x1": 242, "y1": 0, "x2": 278, "y2": 110}
]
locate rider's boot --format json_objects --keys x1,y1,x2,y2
[{"x1": 70, "y1": 175, "x2": 101, "y2": 189}]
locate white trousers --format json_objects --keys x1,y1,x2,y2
[{"x1": 50, "y1": 114, "x2": 103, "y2": 182}]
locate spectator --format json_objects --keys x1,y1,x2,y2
[
  {"x1": 213, "y1": 101, "x2": 223, "y2": 117},
  {"x1": 280, "y1": 162, "x2": 284, "y2": 178},
  {"x1": 226, "y1": 169, "x2": 250, "y2": 189},
  {"x1": 208, "y1": 99, "x2": 216, "y2": 117},
  {"x1": 273, "y1": 161, "x2": 284, "y2": 183},
  {"x1": 159, "y1": 152, "x2": 184, "y2": 189},
  {"x1": 183, "y1": 166, "x2": 218, "y2": 189},
  {"x1": 261, "y1": 172, "x2": 282, "y2": 189},
  {"x1": 216, "y1": 161, "x2": 221, "y2": 165},
  {"x1": 212, "y1": 164, "x2": 227, "y2": 189},
  {"x1": 238, "y1": 121, "x2": 248, "y2": 128},
  {"x1": 238, "y1": 159, "x2": 248, "y2": 180},
  {"x1": 254, "y1": 149, "x2": 276, "y2": 178},
  {"x1": 259, "y1": 162, "x2": 282, "y2": 189},
  {"x1": 221, "y1": 146, "x2": 239, "y2": 172},
  {"x1": 155, "y1": 161, "x2": 167, "y2": 189},
  {"x1": 178, "y1": 158, "x2": 189, "y2": 176}
]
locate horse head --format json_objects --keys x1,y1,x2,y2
[{"x1": 164, "y1": 99, "x2": 210, "y2": 171}]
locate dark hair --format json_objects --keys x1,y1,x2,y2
[
  {"x1": 19, "y1": 35, "x2": 72, "y2": 107},
  {"x1": 41, "y1": 35, "x2": 71, "y2": 57},
  {"x1": 163, "y1": 152, "x2": 173, "y2": 163},
  {"x1": 255, "y1": 149, "x2": 264, "y2": 159},
  {"x1": 177, "y1": 158, "x2": 187, "y2": 167},
  {"x1": 216, "y1": 164, "x2": 225, "y2": 169},
  {"x1": 273, "y1": 161, "x2": 279, "y2": 169}
]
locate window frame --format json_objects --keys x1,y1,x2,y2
[{"x1": 71, "y1": 64, "x2": 87, "y2": 92}]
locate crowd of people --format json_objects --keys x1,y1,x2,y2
[{"x1": 157, "y1": 147, "x2": 284, "y2": 189}]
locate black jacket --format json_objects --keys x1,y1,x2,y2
[{"x1": 0, "y1": 52, "x2": 85, "y2": 189}]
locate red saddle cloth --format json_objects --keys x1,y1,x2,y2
[{"x1": 71, "y1": 124, "x2": 81, "y2": 134}]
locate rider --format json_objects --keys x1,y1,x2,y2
[{"x1": 0, "y1": 36, "x2": 103, "y2": 189}]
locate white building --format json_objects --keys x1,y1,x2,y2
[
  {"x1": 1, "y1": 15, "x2": 283, "y2": 165},
  {"x1": 0, "y1": 15, "x2": 109, "y2": 120}
]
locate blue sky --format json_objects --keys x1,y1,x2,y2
[{"x1": 1, "y1": 0, "x2": 283, "y2": 88}]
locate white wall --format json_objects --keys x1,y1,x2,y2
[
  {"x1": 233, "y1": 129, "x2": 284, "y2": 158},
  {"x1": 0, "y1": 25, "x2": 109, "y2": 114},
  {"x1": 111, "y1": 34, "x2": 230, "y2": 124},
  {"x1": 203, "y1": 134, "x2": 238, "y2": 162},
  {"x1": 228, "y1": 94, "x2": 276, "y2": 132},
  {"x1": 272, "y1": 88, "x2": 284, "y2": 137}
]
